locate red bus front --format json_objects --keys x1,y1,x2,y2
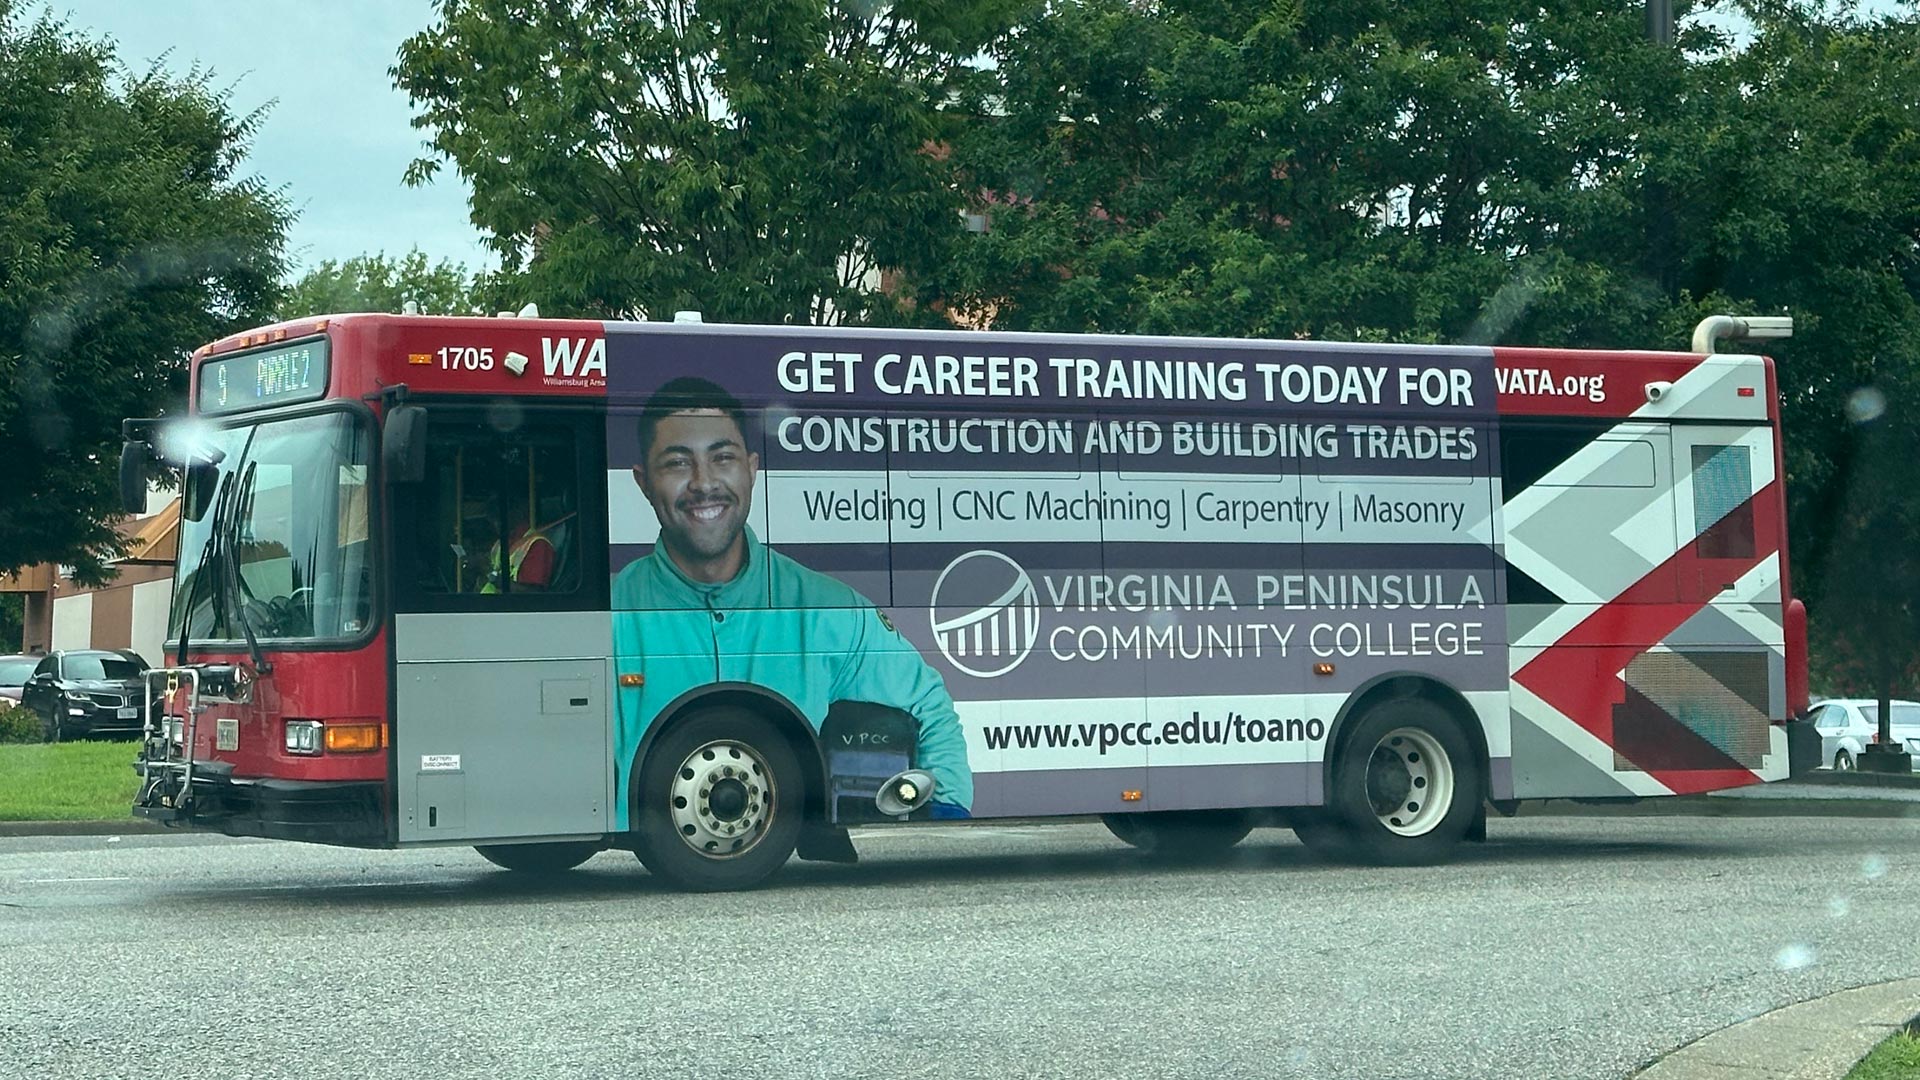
[{"x1": 128, "y1": 324, "x2": 391, "y2": 843}]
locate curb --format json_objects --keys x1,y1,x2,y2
[
  {"x1": 1799, "y1": 770, "x2": 1920, "y2": 791},
  {"x1": 1634, "y1": 976, "x2": 1920, "y2": 1080},
  {"x1": 0, "y1": 818, "x2": 169, "y2": 837},
  {"x1": 1527, "y1": 795, "x2": 1920, "y2": 820}
]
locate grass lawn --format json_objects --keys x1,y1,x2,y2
[
  {"x1": 0, "y1": 741, "x2": 141, "y2": 821},
  {"x1": 1847, "y1": 1029, "x2": 1920, "y2": 1080}
]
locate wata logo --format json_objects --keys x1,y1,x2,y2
[{"x1": 929, "y1": 550, "x2": 1041, "y2": 678}]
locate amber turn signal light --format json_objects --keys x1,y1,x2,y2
[{"x1": 325, "y1": 723, "x2": 386, "y2": 753}]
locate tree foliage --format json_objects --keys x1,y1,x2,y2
[
  {"x1": 0, "y1": 1, "x2": 287, "y2": 583},
  {"x1": 394, "y1": 0, "x2": 1017, "y2": 324},
  {"x1": 277, "y1": 249, "x2": 480, "y2": 319}
]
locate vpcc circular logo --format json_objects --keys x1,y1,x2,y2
[{"x1": 929, "y1": 550, "x2": 1041, "y2": 678}]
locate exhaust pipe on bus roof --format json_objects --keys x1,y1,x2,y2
[{"x1": 1692, "y1": 315, "x2": 1793, "y2": 355}]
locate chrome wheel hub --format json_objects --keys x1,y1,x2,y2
[
  {"x1": 1364, "y1": 726, "x2": 1455, "y2": 838},
  {"x1": 668, "y1": 741, "x2": 774, "y2": 859}
]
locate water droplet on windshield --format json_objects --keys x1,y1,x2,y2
[
  {"x1": 1863, "y1": 854, "x2": 1889, "y2": 880},
  {"x1": 1774, "y1": 943, "x2": 1816, "y2": 971},
  {"x1": 1847, "y1": 387, "x2": 1887, "y2": 423},
  {"x1": 1829, "y1": 895, "x2": 1852, "y2": 918}
]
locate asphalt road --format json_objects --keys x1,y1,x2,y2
[{"x1": 3, "y1": 815, "x2": 1917, "y2": 1080}]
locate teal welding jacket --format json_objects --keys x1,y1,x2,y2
[{"x1": 611, "y1": 527, "x2": 973, "y2": 829}]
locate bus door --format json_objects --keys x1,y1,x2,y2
[{"x1": 391, "y1": 408, "x2": 612, "y2": 843}]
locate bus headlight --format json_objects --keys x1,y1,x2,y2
[{"x1": 285, "y1": 720, "x2": 322, "y2": 756}]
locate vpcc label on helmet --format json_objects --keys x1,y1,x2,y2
[{"x1": 420, "y1": 754, "x2": 461, "y2": 772}]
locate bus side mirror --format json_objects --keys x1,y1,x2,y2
[
  {"x1": 183, "y1": 461, "x2": 218, "y2": 522},
  {"x1": 383, "y1": 404, "x2": 428, "y2": 484},
  {"x1": 119, "y1": 441, "x2": 150, "y2": 515}
]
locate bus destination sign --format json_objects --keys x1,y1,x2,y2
[{"x1": 198, "y1": 339, "x2": 330, "y2": 415}]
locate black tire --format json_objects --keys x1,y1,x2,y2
[
  {"x1": 630, "y1": 707, "x2": 803, "y2": 892},
  {"x1": 39, "y1": 705, "x2": 61, "y2": 744},
  {"x1": 473, "y1": 841, "x2": 603, "y2": 874},
  {"x1": 1834, "y1": 749, "x2": 1855, "y2": 771},
  {"x1": 1296, "y1": 696, "x2": 1480, "y2": 866},
  {"x1": 1101, "y1": 810, "x2": 1254, "y2": 856}
]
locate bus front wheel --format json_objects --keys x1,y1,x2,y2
[
  {"x1": 631, "y1": 707, "x2": 803, "y2": 892},
  {"x1": 1294, "y1": 697, "x2": 1479, "y2": 866},
  {"x1": 1101, "y1": 810, "x2": 1253, "y2": 856},
  {"x1": 473, "y1": 841, "x2": 602, "y2": 874}
]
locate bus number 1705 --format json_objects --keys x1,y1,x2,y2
[{"x1": 439, "y1": 346, "x2": 495, "y2": 371}]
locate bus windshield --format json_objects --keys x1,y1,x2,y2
[{"x1": 169, "y1": 409, "x2": 374, "y2": 645}]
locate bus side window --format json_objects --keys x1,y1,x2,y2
[{"x1": 412, "y1": 422, "x2": 582, "y2": 597}]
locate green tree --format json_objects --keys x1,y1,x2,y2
[
  {"x1": 932, "y1": 0, "x2": 1701, "y2": 342},
  {"x1": 277, "y1": 249, "x2": 480, "y2": 319},
  {"x1": 0, "y1": 2, "x2": 288, "y2": 584},
  {"x1": 393, "y1": 0, "x2": 1016, "y2": 324}
]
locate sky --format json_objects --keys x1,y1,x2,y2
[{"x1": 34, "y1": 0, "x2": 492, "y2": 277}]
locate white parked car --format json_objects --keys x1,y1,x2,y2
[{"x1": 1809, "y1": 699, "x2": 1920, "y2": 770}]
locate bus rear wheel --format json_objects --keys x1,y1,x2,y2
[
  {"x1": 1294, "y1": 697, "x2": 1479, "y2": 866},
  {"x1": 631, "y1": 707, "x2": 802, "y2": 892},
  {"x1": 473, "y1": 841, "x2": 602, "y2": 874},
  {"x1": 1101, "y1": 810, "x2": 1253, "y2": 856}
]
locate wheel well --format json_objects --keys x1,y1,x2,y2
[
  {"x1": 629, "y1": 686, "x2": 827, "y2": 828},
  {"x1": 1323, "y1": 674, "x2": 1490, "y2": 800}
]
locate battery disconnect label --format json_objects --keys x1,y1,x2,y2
[{"x1": 420, "y1": 754, "x2": 461, "y2": 772}]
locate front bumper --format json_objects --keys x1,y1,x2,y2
[
  {"x1": 59, "y1": 697, "x2": 159, "y2": 737},
  {"x1": 134, "y1": 758, "x2": 388, "y2": 847}
]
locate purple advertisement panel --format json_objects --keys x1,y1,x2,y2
[{"x1": 603, "y1": 326, "x2": 1504, "y2": 825}]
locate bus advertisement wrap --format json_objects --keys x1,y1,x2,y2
[{"x1": 607, "y1": 332, "x2": 1506, "y2": 824}]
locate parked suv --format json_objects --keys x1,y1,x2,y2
[{"x1": 18, "y1": 649, "x2": 159, "y2": 742}]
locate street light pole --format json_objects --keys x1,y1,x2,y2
[{"x1": 1648, "y1": 0, "x2": 1674, "y2": 44}]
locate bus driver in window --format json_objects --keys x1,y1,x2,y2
[{"x1": 611, "y1": 376, "x2": 973, "y2": 824}]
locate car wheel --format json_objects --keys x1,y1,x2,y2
[
  {"x1": 473, "y1": 841, "x2": 603, "y2": 874},
  {"x1": 1101, "y1": 810, "x2": 1254, "y2": 856},
  {"x1": 39, "y1": 706, "x2": 61, "y2": 744},
  {"x1": 630, "y1": 707, "x2": 803, "y2": 892},
  {"x1": 1834, "y1": 749, "x2": 1855, "y2": 771},
  {"x1": 1297, "y1": 696, "x2": 1481, "y2": 866}
]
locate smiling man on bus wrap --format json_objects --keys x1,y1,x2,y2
[{"x1": 610, "y1": 376, "x2": 973, "y2": 828}]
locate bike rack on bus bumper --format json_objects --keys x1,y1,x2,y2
[{"x1": 135, "y1": 665, "x2": 255, "y2": 821}]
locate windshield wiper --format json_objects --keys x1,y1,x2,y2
[{"x1": 220, "y1": 461, "x2": 272, "y2": 675}]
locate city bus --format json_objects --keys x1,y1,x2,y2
[{"x1": 119, "y1": 313, "x2": 1819, "y2": 890}]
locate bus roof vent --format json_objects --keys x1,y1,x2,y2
[{"x1": 673, "y1": 310, "x2": 704, "y2": 323}]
